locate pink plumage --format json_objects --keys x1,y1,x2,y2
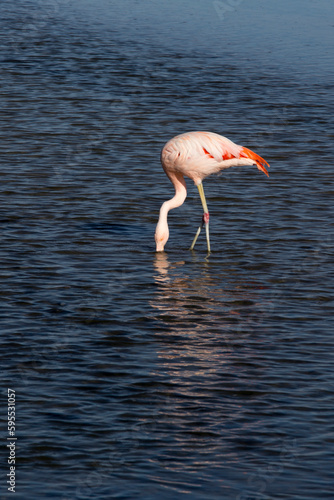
[{"x1": 155, "y1": 131, "x2": 270, "y2": 253}]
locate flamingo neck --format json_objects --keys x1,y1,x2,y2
[
  {"x1": 159, "y1": 173, "x2": 187, "y2": 224},
  {"x1": 155, "y1": 172, "x2": 187, "y2": 251}
]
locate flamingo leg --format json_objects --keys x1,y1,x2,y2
[
  {"x1": 189, "y1": 218, "x2": 204, "y2": 250},
  {"x1": 189, "y1": 183, "x2": 211, "y2": 253}
]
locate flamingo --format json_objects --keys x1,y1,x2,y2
[{"x1": 155, "y1": 131, "x2": 270, "y2": 253}]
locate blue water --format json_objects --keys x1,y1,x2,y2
[{"x1": 0, "y1": 1, "x2": 333, "y2": 498}]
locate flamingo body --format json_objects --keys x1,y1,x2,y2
[{"x1": 155, "y1": 131, "x2": 270, "y2": 252}]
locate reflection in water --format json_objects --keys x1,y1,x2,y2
[
  {"x1": 151, "y1": 253, "x2": 269, "y2": 446},
  {"x1": 152, "y1": 252, "x2": 268, "y2": 340}
]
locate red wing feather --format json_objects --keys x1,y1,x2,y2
[{"x1": 202, "y1": 147, "x2": 214, "y2": 159}]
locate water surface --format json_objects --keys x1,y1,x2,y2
[{"x1": 0, "y1": 1, "x2": 333, "y2": 498}]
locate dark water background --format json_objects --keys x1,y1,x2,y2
[{"x1": 0, "y1": 0, "x2": 334, "y2": 498}]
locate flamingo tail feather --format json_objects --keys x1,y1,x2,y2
[{"x1": 240, "y1": 147, "x2": 270, "y2": 177}]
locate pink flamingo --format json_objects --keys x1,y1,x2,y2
[{"x1": 155, "y1": 131, "x2": 270, "y2": 253}]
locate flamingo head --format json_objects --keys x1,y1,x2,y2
[{"x1": 155, "y1": 222, "x2": 169, "y2": 252}]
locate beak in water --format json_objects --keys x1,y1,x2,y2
[
  {"x1": 155, "y1": 228, "x2": 168, "y2": 252},
  {"x1": 156, "y1": 241, "x2": 165, "y2": 252}
]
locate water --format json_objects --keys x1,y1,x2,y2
[{"x1": 0, "y1": 0, "x2": 333, "y2": 498}]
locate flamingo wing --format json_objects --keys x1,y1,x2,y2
[
  {"x1": 194, "y1": 132, "x2": 270, "y2": 176},
  {"x1": 195, "y1": 132, "x2": 242, "y2": 161}
]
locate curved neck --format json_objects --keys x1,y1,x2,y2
[
  {"x1": 155, "y1": 172, "x2": 187, "y2": 251},
  {"x1": 159, "y1": 172, "x2": 187, "y2": 222}
]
